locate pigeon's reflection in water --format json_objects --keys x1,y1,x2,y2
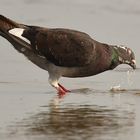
[{"x1": 20, "y1": 98, "x2": 134, "y2": 140}]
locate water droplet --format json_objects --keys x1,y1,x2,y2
[{"x1": 127, "y1": 70, "x2": 135, "y2": 86}]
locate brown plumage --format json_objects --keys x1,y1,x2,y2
[{"x1": 0, "y1": 15, "x2": 136, "y2": 97}]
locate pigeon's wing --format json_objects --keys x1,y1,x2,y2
[{"x1": 33, "y1": 29, "x2": 96, "y2": 67}]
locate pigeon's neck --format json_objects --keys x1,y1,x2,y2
[
  {"x1": 109, "y1": 45, "x2": 136, "y2": 70},
  {"x1": 109, "y1": 46, "x2": 120, "y2": 69}
]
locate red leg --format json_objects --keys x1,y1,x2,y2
[
  {"x1": 57, "y1": 86, "x2": 66, "y2": 98},
  {"x1": 58, "y1": 83, "x2": 70, "y2": 92}
]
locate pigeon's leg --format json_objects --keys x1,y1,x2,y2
[
  {"x1": 58, "y1": 83, "x2": 70, "y2": 92},
  {"x1": 57, "y1": 87, "x2": 66, "y2": 98},
  {"x1": 49, "y1": 76, "x2": 66, "y2": 97}
]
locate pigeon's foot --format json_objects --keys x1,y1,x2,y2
[
  {"x1": 58, "y1": 83, "x2": 71, "y2": 92},
  {"x1": 57, "y1": 83, "x2": 70, "y2": 98},
  {"x1": 57, "y1": 88, "x2": 66, "y2": 98}
]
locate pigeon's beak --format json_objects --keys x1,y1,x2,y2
[{"x1": 130, "y1": 59, "x2": 136, "y2": 69}]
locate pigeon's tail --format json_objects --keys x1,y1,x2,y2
[
  {"x1": 0, "y1": 15, "x2": 31, "y2": 52},
  {"x1": 0, "y1": 15, "x2": 23, "y2": 33},
  {"x1": 0, "y1": 15, "x2": 47, "y2": 70}
]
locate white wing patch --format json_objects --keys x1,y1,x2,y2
[{"x1": 9, "y1": 28, "x2": 31, "y2": 44}]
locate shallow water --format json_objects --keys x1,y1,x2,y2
[
  {"x1": 0, "y1": 0, "x2": 140, "y2": 140},
  {"x1": 0, "y1": 87, "x2": 140, "y2": 140}
]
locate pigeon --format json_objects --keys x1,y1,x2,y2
[{"x1": 0, "y1": 15, "x2": 136, "y2": 97}]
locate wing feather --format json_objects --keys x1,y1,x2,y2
[{"x1": 35, "y1": 29, "x2": 96, "y2": 67}]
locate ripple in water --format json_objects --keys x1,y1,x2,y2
[{"x1": 8, "y1": 104, "x2": 134, "y2": 140}]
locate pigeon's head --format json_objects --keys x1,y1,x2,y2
[{"x1": 116, "y1": 45, "x2": 136, "y2": 69}]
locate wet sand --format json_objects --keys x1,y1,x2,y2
[{"x1": 0, "y1": 0, "x2": 140, "y2": 140}]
